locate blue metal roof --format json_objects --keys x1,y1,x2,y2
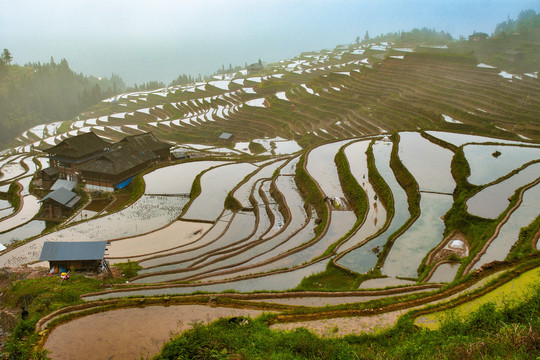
[{"x1": 39, "y1": 241, "x2": 107, "y2": 261}]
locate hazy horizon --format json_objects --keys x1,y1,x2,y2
[{"x1": 1, "y1": 0, "x2": 539, "y2": 86}]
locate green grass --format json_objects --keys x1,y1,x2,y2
[
  {"x1": 295, "y1": 261, "x2": 358, "y2": 291},
  {"x1": 6, "y1": 181, "x2": 22, "y2": 212},
  {"x1": 153, "y1": 282, "x2": 540, "y2": 360},
  {"x1": 2, "y1": 274, "x2": 102, "y2": 359}
]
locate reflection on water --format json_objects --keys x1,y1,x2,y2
[
  {"x1": 85, "y1": 259, "x2": 329, "y2": 300},
  {"x1": 338, "y1": 140, "x2": 385, "y2": 252},
  {"x1": 45, "y1": 305, "x2": 267, "y2": 360},
  {"x1": 472, "y1": 183, "x2": 540, "y2": 271},
  {"x1": 383, "y1": 193, "x2": 453, "y2": 279},
  {"x1": 306, "y1": 139, "x2": 353, "y2": 198},
  {"x1": 234, "y1": 160, "x2": 285, "y2": 208},
  {"x1": 136, "y1": 212, "x2": 256, "y2": 281},
  {"x1": 425, "y1": 131, "x2": 533, "y2": 147},
  {"x1": 0, "y1": 220, "x2": 46, "y2": 245},
  {"x1": 464, "y1": 144, "x2": 540, "y2": 185},
  {"x1": 144, "y1": 160, "x2": 227, "y2": 195},
  {"x1": 338, "y1": 141, "x2": 409, "y2": 273},
  {"x1": 183, "y1": 163, "x2": 257, "y2": 221},
  {"x1": 467, "y1": 162, "x2": 540, "y2": 219},
  {"x1": 0, "y1": 195, "x2": 41, "y2": 232},
  {"x1": 428, "y1": 262, "x2": 459, "y2": 283},
  {"x1": 398, "y1": 132, "x2": 455, "y2": 193}
]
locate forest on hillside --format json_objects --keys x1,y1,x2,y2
[{"x1": 0, "y1": 57, "x2": 125, "y2": 147}]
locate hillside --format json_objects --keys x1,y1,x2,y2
[
  {"x1": 0, "y1": 58, "x2": 125, "y2": 147},
  {"x1": 0, "y1": 11, "x2": 539, "y2": 360}
]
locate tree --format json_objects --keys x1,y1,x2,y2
[
  {"x1": 2, "y1": 49, "x2": 12, "y2": 65},
  {"x1": 355, "y1": 36, "x2": 360, "y2": 44},
  {"x1": 364, "y1": 31, "x2": 370, "y2": 42}
]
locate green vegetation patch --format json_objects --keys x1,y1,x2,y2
[
  {"x1": 6, "y1": 181, "x2": 22, "y2": 212},
  {"x1": 248, "y1": 141, "x2": 267, "y2": 155}
]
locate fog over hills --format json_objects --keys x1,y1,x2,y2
[{"x1": 2, "y1": 0, "x2": 539, "y2": 85}]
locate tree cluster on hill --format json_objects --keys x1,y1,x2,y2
[
  {"x1": 0, "y1": 53, "x2": 125, "y2": 147},
  {"x1": 494, "y1": 9, "x2": 540, "y2": 36}
]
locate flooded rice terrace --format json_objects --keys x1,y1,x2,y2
[
  {"x1": 0, "y1": 127, "x2": 539, "y2": 356},
  {"x1": 45, "y1": 305, "x2": 269, "y2": 360}
]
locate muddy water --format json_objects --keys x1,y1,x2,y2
[
  {"x1": 398, "y1": 132, "x2": 455, "y2": 193},
  {"x1": 382, "y1": 193, "x2": 453, "y2": 279},
  {"x1": 306, "y1": 139, "x2": 354, "y2": 198},
  {"x1": 339, "y1": 140, "x2": 386, "y2": 252},
  {"x1": 144, "y1": 160, "x2": 227, "y2": 195},
  {"x1": 466, "y1": 162, "x2": 540, "y2": 219},
  {"x1": 338, "y1": 141, "x2": 410, "y2": 274},
  {"x1": 45, "y1": 305, "x2": 268, "y2": 360},
  {"x1": 428, "y1": 262, "x2": 460, "y2": 283},
  {"x1": 472, "y1": 183, "x2": 540, "y2": 271},
  {"x1": 183, "y1": 162, "x2": 258, "y2": 221},
  {"x1": 464, "y1": 144, "x2": 540, "y2": 185},
  {"x1": 425, "y1": 131, "x2": 532, "y2": 147}
]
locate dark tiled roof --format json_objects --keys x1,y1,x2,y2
[
  {"x1": 42, "y1": 167, "x2": 59, "y2": 176},
  {"x1": 39, "y1": 241, "x2": 107, "y2": 261},
  {"x1": 119, "y1": 132, "x2": 171, "y2": 153},
  {"x1": 78, "y1": 145, "x2": 154, "y2": 175},
  {"x1": 44, "y1": 132, "x2": 110, "y2": 158},
  {"x1": 40, "y1": 187, "x2": 80, "y2": 208}
]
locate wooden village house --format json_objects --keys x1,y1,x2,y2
[
  {"x1": 44, "y1": 132, "x2": 110, "y2": 181},
  {"x1": 44, "y1": 131, "x2": 171, "y2": 192},
  {"x1": 39, "y1": 241, "x2": 108, "y2": 272},
  {"x1": 78, "y1": 144, "x2": 155, "y2": 192},
  {"x1": 39, "y1": 187, "x2": 81, "y2": 220}
]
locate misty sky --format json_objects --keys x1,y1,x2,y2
[{"x1": 1, "y1": 0, "x2": 538, "y2": 85}]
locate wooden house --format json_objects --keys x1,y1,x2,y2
[
  {"x1": 39, "y1": 167, "x2": 60, "y2": 189},
  {"x1": 117, "y1": 132, "x2": 171, "y2": 161},
  {"x1": 39, "y1": 241, "x2": 108, "y2": 272},
  {"x1": 78, "y1": 144, "x2": 155, "y2": 192},
  {"x1": 44, "y1": 132, "x2": 110, "y2": 180},
  {"x1": 39, "y1": 187, "x2": 81, "y2": 220}
]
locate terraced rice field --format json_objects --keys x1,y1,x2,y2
[{"x1": 0, "y1": 41, "x2": 539, "y2": 359}]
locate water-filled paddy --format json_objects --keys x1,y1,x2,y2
[
  {"x1": 472, "y1": 183, "x2": 540, "y2": 271},
  {"x1": 427, "y1": 262, "x2": 460, "y2": 283},
  {"x1": 144, "y1": 160, "x2": 227, "y2": 195},
  {"x1": 233, "y1": 160, "x2": 285, "y2": 208},
  {"x1": 383, "y1": 193, "x2": 453, "y2": 279},
  {"x1": 338, "y1": 140, "x2": 386, "y2": 252},
  {"x1": 466, "y1": 162, "x2": 540, "y2": 219},
  {"x1": 0, "y1": 220, "x2": 46, "y2": 245},
  {"x1": 464, "y1": 144, "x2": 540, "y2": 185},
  {"x1": 0, "y1": 195, "x2": 41, "y2": 232},
  {"x1": 86, "y1": 260, "x2": 329, "y2": 301},
  {"x1": 183, "y1": 162, "x2": 258, "y2": 221},
  {"x1": 306, "y1": 139, "x2": 354, "y2": 198},
  {"x1": 0, "y1": 162, "x2": 26, "y2": 181},
  {"x1": 45, "y1": 305, "x2": 267, "y2": 360},
  {"x1": 397, "y1": 132, "x2": 455, "y2": 193},
  {"x1": 338, "y1": 141, "x2": 410, "y2": 273},
  {"x1": 0, "y1": 195, "x2": 188, "y2": 267},
  {"x1": 425, "y1": 131, "x2": 533, "y2": 147}
]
